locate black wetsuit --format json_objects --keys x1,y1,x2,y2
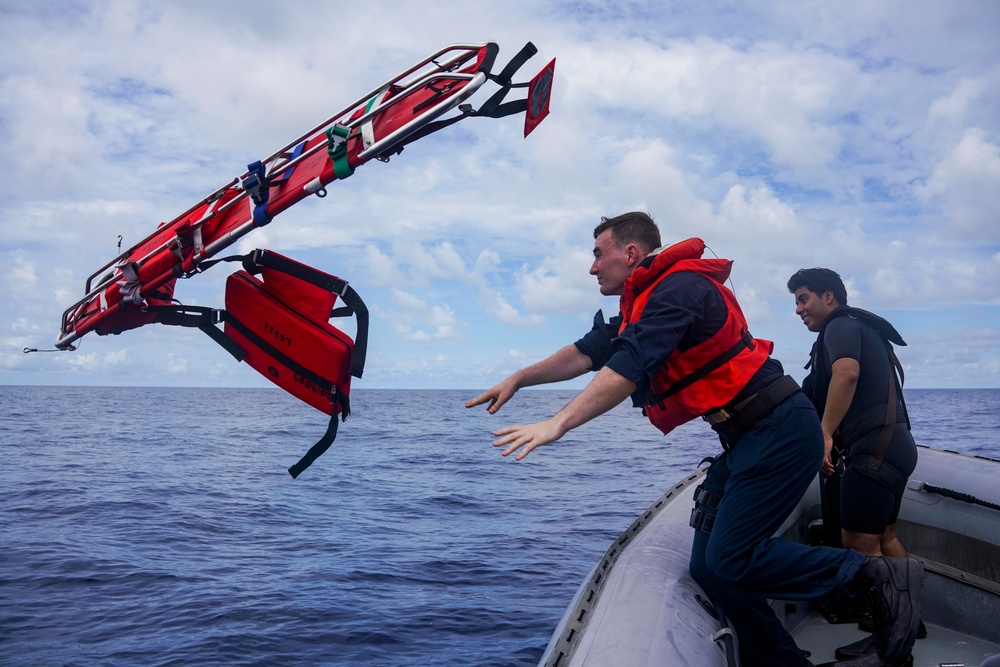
[{"x1": 807, "y1": 307, "x2": 918, "y2": 534}]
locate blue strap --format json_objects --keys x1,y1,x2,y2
[
  {"x1": 243, "y1": 160, "x2": 272, "y2": 226},
  {"x1": 272, "y1": 140, "x2": 306, "y2": 183}
]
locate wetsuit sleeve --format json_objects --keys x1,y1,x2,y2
[
  {"x1": 574, "y1": 309, "x2": 622, "y2": 371},
  {"x1": 824, "y1": 312, "x2": 897, "y2": 427},
  {"x1": 605, "y1": 272, "x2": 727, "y2": 403},
  {"x1": 824, "y1": 316, "x2": 863, "y2": 365}
]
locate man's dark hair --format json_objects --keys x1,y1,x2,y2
[
  {"x1": 787, "y1": 268, "x2": 848, "y2": 305},
  {"x1": 593, "y1": 211, "x2": 661, "y2": 252}
]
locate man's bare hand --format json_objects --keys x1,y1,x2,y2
[
  {"x1": 465, "y1": 377, "x2": 519, "y2": 414},
  {"x1": 820, "y1": 433, "x2": 835, "y2": 476},
  {"x1": 491, "y1": 419, "x2": 566, "y2": 460}
]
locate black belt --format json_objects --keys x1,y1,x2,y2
[{"x1": 703, "y1": 375, "x2": 801, "y2": 449}]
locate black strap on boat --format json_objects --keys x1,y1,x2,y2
[
  {"x1": 919, "y1": 483, "x2": 1000, "y2": 512},
  {"x1": 694, "y1": 594, "x2": 738, "y2": 667}
]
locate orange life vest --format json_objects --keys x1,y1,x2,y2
[{"x1": 618, "y1": 238, "x2": 773, "y2": 434}]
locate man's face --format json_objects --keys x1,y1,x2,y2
[
  {"x1": 793, "y1": 286, "x2": 838, "y2": 332},
  {"x1": 590, "y1": 229, "x2": 637, "y2": 296}
]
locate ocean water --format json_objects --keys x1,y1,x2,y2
[{"x1": 1, "y1": 386, "x2": 997, "y2": 666}]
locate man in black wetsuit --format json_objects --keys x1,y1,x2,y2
[
  {"x1": 788, "y1": 267, "x2": 924, "y2": 663},
  {"x1": 466, "y1": 213, "x2": 923, "y2": 667}
]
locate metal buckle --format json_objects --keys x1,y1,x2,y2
[{"x1": 689, "y1": 508, "x2": 716, "y2": 534}]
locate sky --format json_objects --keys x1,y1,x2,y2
[{"x1": 2, "y1": 0, "x2": 999, "y2": 392}]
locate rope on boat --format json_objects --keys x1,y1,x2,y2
[{"x1": 920, "y1": 483, "x2": 1000, "y2": 512}]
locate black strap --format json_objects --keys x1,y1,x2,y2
[
  {"x1": 865, "y1": 343, "x2": 899, "y2": 474},
  {"x1": 142, "y1": 305, "x2": 247, "y2": 361},
  {"x1": 220, "y1": 311, "x2": 340, "y2": 400},
  {"x1": 373, "y1": 42, "x2": 539, "y2": 159},
  {"x1": 220, "y1": 309, "x2": 353, "y2": 479},
  {"x1": 491, "y1": 42, "x2": 538, "y2": 87},
  {"x1": 729, "y1": 375, "x2": 801, "y2": 434},
  {"x1": 194, "y1": 250, "x2": 369, "y2": 378},
  {"x1": 648, "y1": 330, "x2": 755, "y2": 408},
  {"x1": 288, "y1": 410, "x2": 339, "y2": 479}
]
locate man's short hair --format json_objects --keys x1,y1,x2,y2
[
  {"x1": 593, "y1": 211, "x2": 661, "y2": 253},
  {"x1": 787, "y1": 268, "x2": 848, "y2": 305}
]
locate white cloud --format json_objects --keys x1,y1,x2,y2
[
  {"x1": 917, "y1": 129, "x2": 1000, "y2": 242},
  {"x1": 2, "y1": 1, "x2": 998, "y2": 389},
  {"x1": 515, "y1": 247, "x2": 598, "y2": 316},
  {"x1": 385, "y1": 289, "x2": 463, "y2": 342}
]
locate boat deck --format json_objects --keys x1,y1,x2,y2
[
  {"x1": 539, "y1": 448, "x2": 1000, "y2": 667},
  {"x1": 792, "y1": 612, "x2": 1000, "y2": 666}
]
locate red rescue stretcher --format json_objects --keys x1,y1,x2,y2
[
  {"x1": 56, "y1": 41, "x2": 553, "y2": 351},
  {"x1": 47, "y1": 42, "x2": 554, "y2": 476}
]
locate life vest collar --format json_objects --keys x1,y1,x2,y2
[
  {"x1": 628, "y1": 238, "x2": 735, "y2": 299},
  {"x1": 826, "y1": 306, "x2": 906, "y2": 347}
]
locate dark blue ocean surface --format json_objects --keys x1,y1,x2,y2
[{"x1": 1, "y1": 387, "x2": 997, "y2": 666}]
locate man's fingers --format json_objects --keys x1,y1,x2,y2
[
  {"x1": 491, "y1": 426, "x2": 533, "y2": 458},
  {"x1": 465, "y1": 392, "x2": 491, "y2": 408},
  {"x1": 466, "y1": 392, "x2": 505, "y2": 413},
  {"x1": 491, "y1": 426, "x2": 521, "y2": 446}
]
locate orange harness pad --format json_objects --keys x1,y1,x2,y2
[{"x1": 224, "y1": 269, "x2": 354, "y2": 417}]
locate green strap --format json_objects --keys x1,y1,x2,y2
[{"x1": 326, "y1": 125, "x2": 354, "y2": 180}]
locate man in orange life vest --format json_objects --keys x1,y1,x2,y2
[{"x1": 467, "y1": 212, "x2": 923, "y2": 667}]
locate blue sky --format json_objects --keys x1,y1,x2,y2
[{"x1": 2, "y1": 0, "x2": 998, "y2": 390}]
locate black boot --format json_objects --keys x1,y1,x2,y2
[
  {"x1": 835, "y1": 634, "x2": 874, "y2": 660},
  {"x1": 853, "y1": 556, "x2": 923, "y2": 666}
]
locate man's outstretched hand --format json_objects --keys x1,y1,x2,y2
[{"x1": 490, "y1": 418, "x2": 566, "y2": 461}]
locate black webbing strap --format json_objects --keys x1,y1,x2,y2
[
  {"x1": 374, "y1": 42, "x2": 538, "y2": 159},
  {"x1": 142, "y1": 305, "x2": 247, "y2": 361},
  {"x1": 725, "y1": 375, "x2": 801, "y2": 441},
  {"x1": 195, "y1": 250, "x2": 369, "y2": 378},
  {"x1": 287, "y1": 411, "x2": 339, "y2": 479},
  {"x1": 865, "y1": 342, "x2": 901, "y2": 474},
  {"x1": 220, "y1": 311, "x2": 340, "y2": 402},
  {"x1": 648, "y1": 330, "x2": 755, "y2": 409},
  {"x1": 220, "y1": 309, "x2": 351, "y2": 479},
  {"x1": 243, "y1": 249, "x2": 369, "y2": 379},
  {"x1": 474, "y1": 41, "x2": 538, "y2": 118}
]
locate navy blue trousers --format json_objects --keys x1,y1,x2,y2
[{"x1": 689, "y1": 391, "x2": 865, "y2": 667}]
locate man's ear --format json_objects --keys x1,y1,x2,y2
[
  {"x1": 626, "y1": 243, "x2": 640, "y2": 265},
  {"x1": 822, "y1": 290, "x2": 837, "y2": 306}
]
